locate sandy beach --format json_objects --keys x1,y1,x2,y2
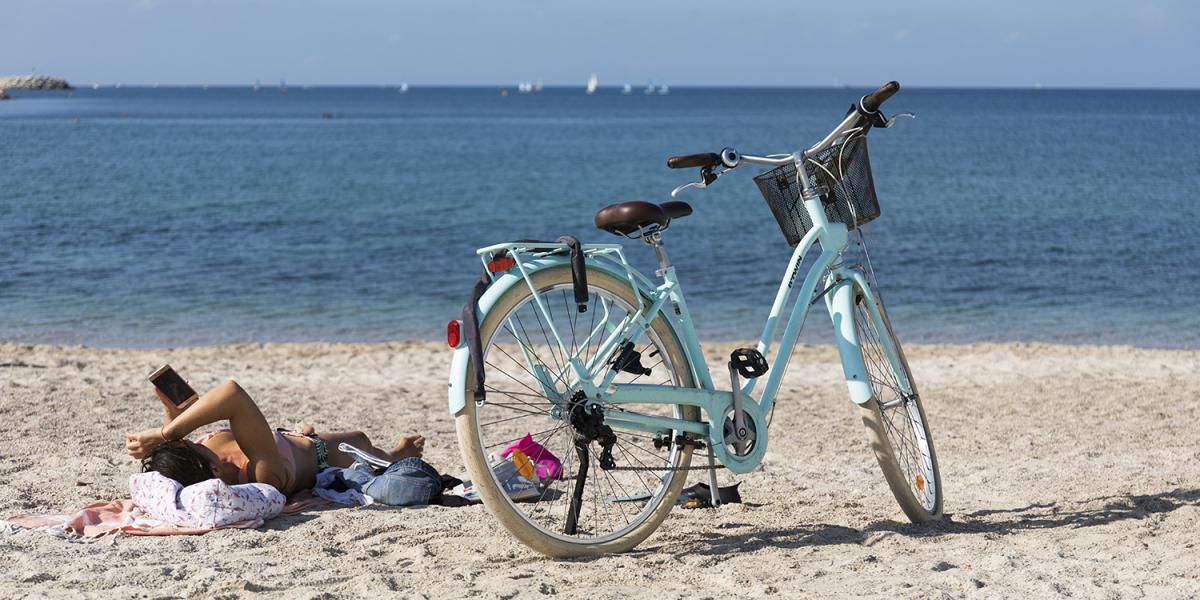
[{"x1": 1, "y1": 340, "x2": 1198, "y2": 598}]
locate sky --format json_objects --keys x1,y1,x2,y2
[{"x1": 3, "y1": 0, "x2": 1197, "y2": 88}]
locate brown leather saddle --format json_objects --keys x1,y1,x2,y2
[{"x1": 594, "y1": 200, "x2": 692, "y2": 237}]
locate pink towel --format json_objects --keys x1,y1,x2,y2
[
  {"x1": 3, "y1": 489, "x2": 332, "y2": 539},
  {"x1": 501, "y1": 433, "x2": 562, "y2": 481}
]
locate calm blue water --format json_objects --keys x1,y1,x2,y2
[{"x1": 1, "y1": 86, "x2": 1198, "y2": 348}]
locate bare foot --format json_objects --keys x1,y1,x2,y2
[
  {"x1": 297, "y1": 423, "x2": 316, "y2": 436},
  {"x1": 389, "y1": 435, "x2": 425, "y2": 460}
]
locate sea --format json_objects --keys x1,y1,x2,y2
[{"x1": 1, "y1": 86, "x2": 1197, "y2": 349}]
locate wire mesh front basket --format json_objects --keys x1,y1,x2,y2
[{"x1": 753, "y1": 135, "x2": 881, "y2": 246}]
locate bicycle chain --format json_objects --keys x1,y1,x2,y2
[{"x1": 602, "y1": 463, "x2": 727, "y2": 472}]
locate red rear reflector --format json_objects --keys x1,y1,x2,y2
[
  {"x1": 447, "y1": 320, "x2": 461, "y2": 348},
  {"x1": 487, "y1": 256, "x2": 516, "y2": 273}
]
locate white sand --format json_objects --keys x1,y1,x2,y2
[{"x1": 2, "y1": 341, "x2": 1198, "y2": 598}]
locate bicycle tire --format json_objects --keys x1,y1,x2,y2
[
  {"x1": 852, "y1": 291, "x2": 943, "y2": 522},
  {"x1": 454, "y1": 265, "x2": 701, "y2": 557}
]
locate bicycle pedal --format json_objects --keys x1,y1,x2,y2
[{"x1": 729, "y1": 347, "x2": 769, "y2": 379}]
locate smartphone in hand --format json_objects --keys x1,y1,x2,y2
[{"x1": 148, "y1": 364, "x2": 198, "y2": 406}]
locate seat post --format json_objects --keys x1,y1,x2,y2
[{"x1": 644, "y1": 231, "x2": 672, "y2": 277}]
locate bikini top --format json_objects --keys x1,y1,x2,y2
[{"x1": 193, "y1": 429, "x2": 299, "y2": 486}]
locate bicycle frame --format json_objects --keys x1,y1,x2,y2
[
  {"x1": 598, "y1": 192, "x2": 896, "y2": 473},
  {"x1": 447, "y1": 182, "x2": 909, "y2": 475}
]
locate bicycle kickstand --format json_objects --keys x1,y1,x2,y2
[{"x1": 706, "y1": 442, "x2": 721, "y2": 508}]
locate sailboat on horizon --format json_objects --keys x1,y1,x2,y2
[{"x1": 586, "y1": 73, "x2": 598, "y2": 94}]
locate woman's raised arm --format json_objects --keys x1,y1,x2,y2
[{"x1": 127, "y1": 380, "x2": 289, "y2": 490}]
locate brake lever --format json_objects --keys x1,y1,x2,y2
[
  {"x1": 869, "y1": 111, "x2": 916, "y2": 129},
  {"x1": 670, "y1": 166, "x2": 725, "y2": 199},
  {"x1": 669, "y1": 181, "x2": 702, "y2": 198}
]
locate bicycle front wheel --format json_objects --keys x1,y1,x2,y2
[
  {"x1": 853, "y1": 291, "x2": 943, "y2": 522},
  {"x1": 454, "y1": 265, "x2": 700, "y2": 557}
]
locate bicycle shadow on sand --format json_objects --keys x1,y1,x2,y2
[{"x1": 665, "y1": 487, "x2": 1200, "y2": 556}]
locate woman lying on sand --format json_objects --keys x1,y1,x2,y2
[{"x1": 125, "y1": 380, "x2": 425, "y2": 497}]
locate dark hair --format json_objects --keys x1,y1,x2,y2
[{"x1": 142, "y1": 444, "x2": 215, "y2": 487}]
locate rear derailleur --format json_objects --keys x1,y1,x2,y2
[{"x1": 566, "y1": 391, "x2": 616, "y2": 470}]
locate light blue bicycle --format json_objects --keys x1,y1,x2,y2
[{"x1": 447, "y1": 81, "x2": 941, "y2": 557}]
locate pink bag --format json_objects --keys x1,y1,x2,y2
[{"x1": 501, "y1": 433, "x2": 562, "y2": 481}]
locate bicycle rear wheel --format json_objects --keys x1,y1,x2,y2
[
  {"x1": 853, "y1": 291, "x2": 943, "y2": 522},
  {"x1": 454, "y1": 265, "x2": 700, "y2": 557}
]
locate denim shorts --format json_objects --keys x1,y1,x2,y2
[{"x1": 339, "y1": 457, "x2": 443, "y2": 507}]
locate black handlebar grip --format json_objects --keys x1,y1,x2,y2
[
  {"x1": 667, "y1": 152, "x2": 720, "y2": 169},
  {"x1": 861, "y1": 81, "x2": 900, "y2": 113}
]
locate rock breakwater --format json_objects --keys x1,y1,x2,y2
[{"x1": 0, "y1": 75, "x2": 72, "y2": 90}]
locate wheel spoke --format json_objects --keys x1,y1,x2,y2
[{"x1": 499, "y1": 321, "x2": 570, "y2": 390}]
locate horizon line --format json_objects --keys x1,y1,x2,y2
[{"x1": 23, "y1": 82, "x2": 1200, "y2": 92}]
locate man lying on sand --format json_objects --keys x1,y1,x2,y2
[{"x1": 125, "y1": 379, "x2": 425, "y2": 497}]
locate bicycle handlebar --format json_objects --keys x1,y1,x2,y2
[
  {"x1": 860, "y1": 80, "x2": 899, "y2": 113},
  {"x1": 667, "y1": 81, "x2": 903, "y2": 196}
]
